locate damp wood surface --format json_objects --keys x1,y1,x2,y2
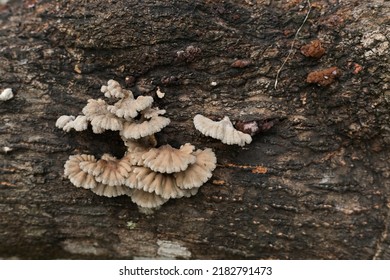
[{"x1": 0, "y1": 0, "x2": 389, "y2": 259}]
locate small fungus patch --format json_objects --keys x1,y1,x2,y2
[{"x1": 193, "y1": 114, "x2": 252, "y2": 146}]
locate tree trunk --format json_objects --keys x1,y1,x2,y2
[{"x1": 1, "y1": 0, "x2": 389, "y2": 259}]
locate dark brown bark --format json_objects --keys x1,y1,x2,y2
[{"x1": 1, "y1": 0, "x2": 389, "y2": 259}]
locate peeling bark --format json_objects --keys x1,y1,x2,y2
[{"x1": 0, "y1": 0, "x2": 389, "y2": 259}]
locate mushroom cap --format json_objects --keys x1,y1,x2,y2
[
  {"x1": 120, "y1": 115, "x2": 170, "y2": 140},
  {"x1": 133, "y1": 167, "x2": 185, "y2": 199},
  {"x1": 63, "y1": 115, "x2": 89, "y2": 132},
  {"x1": 141, "y1": 144, "x2": 196, "y2": 174},
  {"x1": 130, "y1": 189, "x2": 169, "y2": 208},
  {"x1": 72, "y1": 115, "x2": 89, "y2": 131},
  {"x1": 79, "y1": 153, "x2": 133, "y2": 186},
  {"x1": 193, "y1": 114, "x2": 252, "y2": 146},
  {"x1": 100, "y1": 79, "x2": 132, "y2": 99},
  {"x1": 64, "y1": 154, "x2": 97, "y2": 189},
  {"x1": 107, "y1": 95, "x2": 154, "y2": 120},
  {"x1": 56, "y1": 115, "x2": 75, "y2": 129},
  {"x1": 82, "y1": 99, "x2": 123, "y2": 133},
  {"x1": 91, "y1": 182, "x2": 132, "y2": 197},
  {"x1": 174, "y1": 148, "x2": 217, "y2": 189}
]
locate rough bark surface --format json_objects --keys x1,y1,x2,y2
[{"x1": 1, "y1": 0, "x2": 389, "y2": 259}]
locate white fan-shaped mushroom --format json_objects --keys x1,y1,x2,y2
[
  {"x1": 141, "y1": 144, "x2": 196, "y2": 174},
  {"x1": 62, "y1": 115, "x2": 89, "y2": 132},
  {"x1": 91, "y1": 182, "x2": 132, "y2": 197},
  {"x1": 174, "y1": 148, "x2": 217, "y2": 189},
  {"x1": 107, "y1": 95, "x2": 154, "y2": 120},
  {"x1": 56, "y1": 115, "x2": 75, "y2": 130},
  {"x1": 130, "y1": 189, "x2": 169, "y2": 208},
  {"x1": 64, "y1": 154, "x2": 97, "y2": 189},
  {"x1": 79, "y1": 153, "x2": 133, "y2": 186},
  {"x1": 133, "y1": 167, "x2": 185, "y2": 199},
  {"x1": 82, "y1": 99, "x2": 123, "y2": 133},
  {"x1": 120, "y1": 116, "x2": 170, "y2": 140},
  {"x1": 100, "y1": 79, "x2": 132, "y2": 99},
  {"x1": 193, "y1": 114, "x2": 252, "y2": 146}
]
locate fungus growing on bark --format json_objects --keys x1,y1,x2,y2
[
  {"x1": 130, "y1": 189, "x2": 169, "y2": 209},
  {"x1": 0, "y1": 88, "x2": 14, "y2": 101},
  {"x1": 91, "y1": 182, "x2": 132, "y2": 198},
  {"x1": 64, "y1": 154, "x2": 98, "y2": 189},
  {"x1": 63, "y1": 115, "x2": 89, "y2": 132},
  {"x1": 120, "y1": 114, "x2": 170, "y2": 140},
  {"x1": 100, "y1": 79, "x2": 128, "y2": 99},
  {"x1": 82, "y1": 99, "x2": 123, "y2": 133},
  {"x1": 56, "y1": 115, "x2": 89, "y2": 132},
  {"x1": 142, "y1": 144, "x2": 196, "y2": 174},
  {"x1": 79, "y1": 153, "x2": 132, "y2": 186},
  {"x1": 174, "y1": 148, "x2": 217, "y2": 189},
  {"x1": 57, "y1": 79, "x2": 218, "y2": 212},
  {"x1": 56, "y1": 115, "x2": 75, "y2": 130},
  {"x1": 133, "y1": 167, "x2": 185, "y2": 199},
  {"x1": 193, "y1": 114, "x2": 252, "y2": 146},
  {"x1": 107, "y1": 95, "x2": 154, "y2": 120}
]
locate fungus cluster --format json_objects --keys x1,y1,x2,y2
[{"x1": 57, "y1": 80, "x2": 217, "y2": 212}]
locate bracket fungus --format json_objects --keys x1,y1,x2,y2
[
  {"x1": 193, "y1": 114, "x2": 252, "y2": 147},
  {"x1": 57, "y1": 80, "x2": 217, "y2": 212}
]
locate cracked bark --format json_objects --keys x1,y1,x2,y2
[{"x1": 1, "y1": 0, "x2": 389, "y2": 259}]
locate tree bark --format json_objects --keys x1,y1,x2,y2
[{"x1": 1, "y1": 0, "x2": 389, "y2": 259}]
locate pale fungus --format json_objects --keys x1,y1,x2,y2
[
  {"x1": 174, "y1": 148, "x2": 217, "y2": 189},
  {"x1": 107, "y1": 95, "x2": 154, "y2": 120},
  {"x1": 91, "y1": 182, "x2": 132, "y2": 198},
  {"x1": 57, "y1": 79, "x2": 220, "y2": 212},
  {"x1": 64, "y1": 154, "x2": 98, "y2": 189},
  {"x1": 120, "y1": 115, "x2": 170, "y2": 140},
  {"x1": 130, "y1": 189, "x2": 169, "y2": 209},
  {"x1": 193, "y1": 114, "x2": 252, "y2": 146},
  {"x1": 55, "y1": 115, "x2": 75, "y2": 130},
  {"x1": 62, "y1": 115, "x2": 89, "y2": 132},
  {"x1": 82, "y1": 99, "x2": 123, "y2": 133},
  {"x1": 79, "y1": 153, "x2": 132, "y2": 186},
  {"x1": 133, "y1": 167, "x2": 185, "y2": 199},
  {"x1": 141, "y1": 144, "x2": 196, "y2": 174},
  {"x1": 100, "y1": 79, "x2": 129, "y2": 99}
]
